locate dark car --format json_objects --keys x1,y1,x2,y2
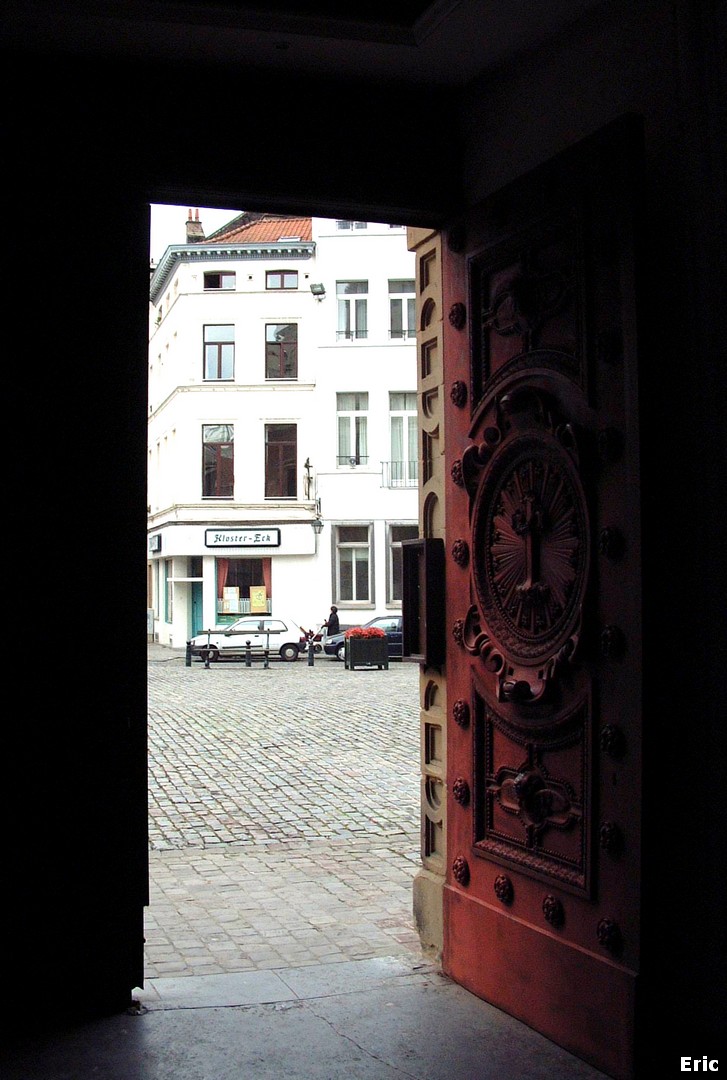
[{"x1": 323, "y1": 615, "x2": 403, "y2": 661}]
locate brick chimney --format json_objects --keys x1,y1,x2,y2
[{"x1": 185, "y1": 208, "x2": 205, "y2": 243}]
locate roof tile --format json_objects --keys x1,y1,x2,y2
[{"x1": 206, "y1": 215, "x2": 312, "y2": 244}]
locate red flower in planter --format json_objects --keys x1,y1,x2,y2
[{"x1": 345, "y1": 626, "x2": 387, "y2": 639}]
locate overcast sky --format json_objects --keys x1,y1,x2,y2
[{"x1": 149, "y1": 203, "x2": 242, "y2": 264}]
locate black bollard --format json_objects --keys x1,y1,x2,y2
[
  {"x1": 263, "y1": 648, "x2": 269, "y2": 670},
  {"x1": 185, "y1": 641, "x2": 192, "y2": 667},
  {"x1": 245, "y1": 640, "x2": 252, "y2": 667}
]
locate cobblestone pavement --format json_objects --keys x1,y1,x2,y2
[{"x1": 145, "y1": 645, "x2": 425, "y2": 979}]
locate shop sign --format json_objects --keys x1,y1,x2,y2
[
  {"x1": 148, "y1": 533, "x2": 162, "y2": 553},
  {"x1": 205, "y1": 528, "x2": 281, "y2": 548}
]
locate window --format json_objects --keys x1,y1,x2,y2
[
  {"x1": 388, "y1": 391, "x2": 418, "y2": 486},
  {"x1": 337, "y1": 392, "x2": 368, "y2": 466},
  {"x1": 336, "y1": 220, "x2": 368, "y2": 229},
  {"x1": 204, "y1": 271, "x2": 236, "y2": 290},
  {"x1": 202, "y1": 424, "x2": 234, "y2": 498},
  {"x1": 265, "y1": 424, "x2": 297, "y2": 498},
  {"x1": 388, "y1": 524, "x2": 418, "y2": 603},
  {"x1": 336, "y1": 525, "x2": 372, "y2": 603},
  {"x1": 265, "y1": 323, "x2": 298, "y2": 379},
  {"x1": 204, "y1": 325, "x2": 234, "y2": 380},
  {"x1": 266, "y1": 270, "x2": 298, "y2": 290},
  {"x1": 216, "y1": 557, "x2": 271, "y2": 615},
  {"x1": 336, "y1": 280, "x2": 368, "y2": 339},
  {"x1": 389, "y1": 279, "x2": 416, "y2": 339}
]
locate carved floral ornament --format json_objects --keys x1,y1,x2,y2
[
  {"x1": 454, "y1": 387, "x2": 590, "y2": 705},
  {"x1": 452, "y1": 699, "x2": 470, "y2": 728},
  {"x1": 494, "y1": 874, "x2": 514, "y2": 904},
  {"x1": 482, "y1": 270, "x2": 570, "y2": 342},
  {"x1": 600, "y1": 723, "x2": 626, "y2": 759},
  {"x1": 542, "y1": 895, "x2": 565, "y2": 928},
  {"x1": 448, "y1": 302, "x2": 467, "y2": 330},
  {"x1": 599, "y1": 821, "x2": 623, "y2": 855},
  {"x1": 596, "y1": 917, "x2": 622, "y2": 954},
  {"x1": 600, "y1": 624, "x2": 626, "y2": 660},
  {"x1": 452, "y1": 538, "x2": 469, "y2": 567},
  {"x1": 450, "y1": 380, "x2": 468, "y2": 408},
  {"x1": 452, "y1": 777, "x2": 470, "y2": 805},
  {"x1": 452, "y1": 856, "x2": 470, "y2": 886}
]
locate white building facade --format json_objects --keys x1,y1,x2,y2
[{"x1": 147, "y1": 212, "x2": 418, "y2": 647}]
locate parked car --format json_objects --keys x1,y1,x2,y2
[
  {"x1": 189, "y1": 616, "x2": 304, "y2": 662},
  {"x1": 323, "y1": 615, "x2": 404, "y2": 662}
]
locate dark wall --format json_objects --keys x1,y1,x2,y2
[{"x1": 3, "y1": 49, "x2": 461, "y2": 1026}]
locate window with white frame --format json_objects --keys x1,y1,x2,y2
[
  {"x1": 335, "y1": 524, "x2": 372, "y2": 603},
  {"x1": 336, "y1": 220, "x2": 368, "y2": 230},
  {"x1": 336, "y1": 280, "x2": 368, "y2": 339},
  {"x1": 388, "y1": 279, "x2": 416, "y2": 339},
  {"x1": 204, "y1": 271, "x2": 236, "y2": 290},
  {"x1": 266, "y1": 270, "x2": 298, "y2": 290},
  {"x1": 387, "y1": 523, "x2": 419, "y2": 603},
  {"x1": 203, "y1": 325, "x2": 235, "y2": 380},
  {"x1": 337, "y1": 392, "x2": 368, "y2": 466},
  {"x1": 388, "y1": 392, "x2": 418, "y2": 486}
]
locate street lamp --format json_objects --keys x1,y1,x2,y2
[
  {"x1": 310, "y1": 283, "x2": 326, "y2": 300},
  {"x1": 312, "y1": 518, "x2": 324, "y2": 534}
]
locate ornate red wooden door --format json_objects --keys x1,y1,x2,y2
[{"x1": 441, "y1": 118, "x2": 643, "y2": 1078}]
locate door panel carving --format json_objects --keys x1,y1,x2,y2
[
  {"x1": 473, "y1": 686, "x2": 592, "y2": 895},
  {"x1": 441, "y1": 117, "x2": 643, "y2": 1079}
]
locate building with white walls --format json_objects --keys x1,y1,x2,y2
[{"x1": 147, "y1": 211, "x2": 418, "y2": 647}]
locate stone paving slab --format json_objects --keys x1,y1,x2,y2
[{"x1": 144, "y1": 646, "x2": 424, "y2": 979}]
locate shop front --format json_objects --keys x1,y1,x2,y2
[{"x1": 148, "y1": 522, "x2": 318, "y2": 647}]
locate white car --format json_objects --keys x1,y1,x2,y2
[{"x1": 190, "y1": 616, "x2": 304, "y2": 662}]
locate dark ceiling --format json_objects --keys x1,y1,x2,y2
[{"x1": 2, "y1": 0, "x2": 608, "y2": 87}]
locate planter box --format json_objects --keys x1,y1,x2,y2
[{"x1": 345, "y1": 636, "x2": 389, "y2": 670}]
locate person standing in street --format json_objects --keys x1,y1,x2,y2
[{"x1": 323, "y1": 605, "x2": 339, "y2": 639}]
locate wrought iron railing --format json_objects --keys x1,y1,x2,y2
[
  {"x1": 381, "y1": 461, "x2": 419, "y2": 488},
  {"x1": 217, "y1": 597, "x2": 272, "y2": 616},
  {"x1": 337, "y1": 455, "x2": 369, "y2": 467}
]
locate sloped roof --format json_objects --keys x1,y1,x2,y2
[{"x1": 206, "y1": 215, "x2": 312, "y2": 245}]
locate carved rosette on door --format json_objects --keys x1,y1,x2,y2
[{"x1": 460, "y1": 386, "x2": 590, "y2": 706}]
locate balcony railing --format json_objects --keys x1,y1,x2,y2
[
  {"x1": 382, "y1": 461, "x2": 419, "y2": 488},
  {"x1": 336, "y1": 329, "x2": 368, "y2": 340},
  {"x1": 217, "y1": 597, "x2": 272, "y2": 616},
  {"x1": 337, "y1": 455, "x2": 369, "y2": 467}
]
